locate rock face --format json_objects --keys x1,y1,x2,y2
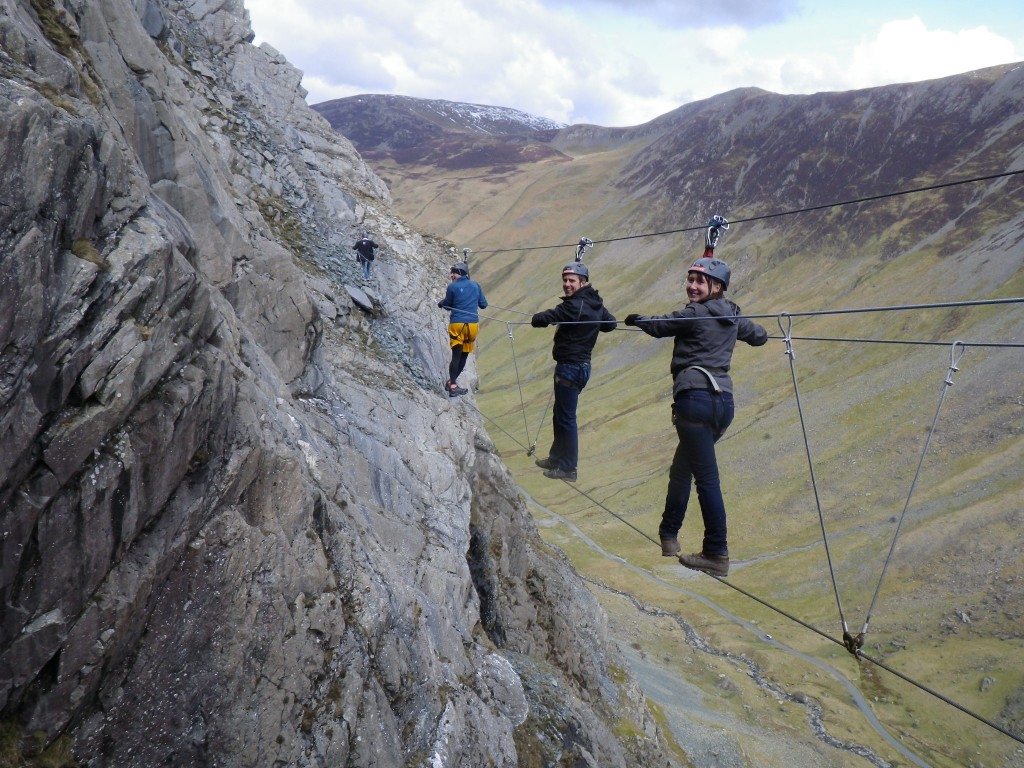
[{"x1": 0, "y1": 1, "x2": 673, "y2": 765}]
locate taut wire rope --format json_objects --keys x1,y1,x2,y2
[
  {"x1": 467, "y1": 169, "x2": 1024, "y2": 255},
  {"x1": 453, "y1": 317, "x2": 1024, "y2": 747},
  {"x1": 854, "y1": 341, "x2": 968, "y2": 649},
  {"x1": 776, "y1": 314, "x2": 853, "y2": 648},
  {"x1": 769, "y1": 335, "x2": 1024, "y2": 349},
  {"x1": 502, "y1": 321, "x2": 535, "y2": 451},
  {"x1": 433, "y1": 165, "x2": 1024, "y2": 747},
  {"x1": 483, "y1": 297, "x2": 1024, "y2": 327},
  {"x1": 477, "y1": 306, "x2": 554, "y2": 454}
]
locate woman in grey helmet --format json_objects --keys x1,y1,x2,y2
[{"x1": 624, "y1": 256, "x2": 768, "y2": 576}]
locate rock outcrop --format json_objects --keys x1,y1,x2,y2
[{"x1": 0, "y1": 0, "x2": 674, "y2": 765}]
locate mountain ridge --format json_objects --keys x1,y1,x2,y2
[
  {"x1": 313, "y1": 63, "x2": 1024, "y2": 272},
  {"x1": 313, "y1": 94, "x2": 568, "y2": 169}
]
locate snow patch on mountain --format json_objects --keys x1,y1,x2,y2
[{"x1": 427, "y1": 99, "x2": 565, "y2": 133}]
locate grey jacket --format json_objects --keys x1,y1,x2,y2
[{"x1": 633, "y1": 297, "x2": 768, "y2": 396}]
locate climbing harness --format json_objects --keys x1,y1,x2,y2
[{"x1": 684, "y1": 365, "x2": 722, "y2": 394}]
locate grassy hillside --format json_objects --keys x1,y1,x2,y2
[
  {"x1": 467, "y1": 209, "x2": 1024, "y2": 765},
  {"x1": 369, "y1": 88, "x2": 1024, "y2": 764},
  {"x1": 393, "y1": 153, "x2": 1024, "y2": 765}
]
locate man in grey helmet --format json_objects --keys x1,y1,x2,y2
[{"x1": 530, "y1": 262, "x2": 617, "y2": 482}]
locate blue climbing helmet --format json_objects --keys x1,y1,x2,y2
[{"x1": 689, "y1": 257, "x2": 731, "y2": 290}]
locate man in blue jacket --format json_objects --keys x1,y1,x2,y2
[
  {"x1": 530, "y1": 262, "x2": 617, "y2": 482},
  {"x1": 438, "y1": 262, "x2": 488, "y2": 397}
]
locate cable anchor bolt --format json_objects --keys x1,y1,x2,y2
[
  {"x1": 777, "y1": 314, "x2": 796, "y2": 360},
  {"x1": 842, "y1": 630, "x2": 864, "y2": 655},
  {"x1": 945, "y1": 341, "x2": 966, "y2": 385}
]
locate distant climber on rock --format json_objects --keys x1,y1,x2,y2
[
  {"x1": 353, "y1": 232, "x2": 378, "y2": 281},
  {"x1": 623, "y1": 240, "x2": 767, "y2": 577},
  {"x1": 438, "y1": 261, "x2": 488, "y2": 398}
]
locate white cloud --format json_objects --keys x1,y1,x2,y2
[
  {"x1": 246, "y1": 1, "x2": 1023, "y2": 126},
  {"x1": 847, "y1": 18, "x2": 1018, "y2": 88}
]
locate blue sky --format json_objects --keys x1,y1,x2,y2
[{"x1": 246, "y1": 0, "x2": 1024, "y2": 126}]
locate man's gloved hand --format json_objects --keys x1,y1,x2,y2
[
  {"x1": 531, "y1": 315, "x2": 548, "y2": 328},
  {"x1": 624, "y1": 314, "x2": 640, "y2": 327}
]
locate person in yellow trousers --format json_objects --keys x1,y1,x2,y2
[{"x1": 438, "y1": 262, "x2": 487, "y2": 397}]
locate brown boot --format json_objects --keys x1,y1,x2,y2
[
  {"x1": 660, "y1": 537, "x2": 680, "y2": 557},
  {"x1": 679, "y1": 551, "x2": 729, "y2": 576}
]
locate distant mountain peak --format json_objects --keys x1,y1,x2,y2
[
  {"x1": 315, "y1": 93, "x2": 563, "y2": 138},
  {"x1": 411, "y1": 96, "x2": 566, "y2": 134},
  {"x1": 313, "y1": 93, "x2": 568, "y2": 168}
]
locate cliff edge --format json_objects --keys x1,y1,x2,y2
[{"x1": 0, "y1": 0, "x2": 674, "y2": 765}]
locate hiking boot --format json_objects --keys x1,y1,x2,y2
[
  {"x1": 535, "y1": 456, "x2": 557, "y2": 470},
  {"x1": 445, "y1": 380, "x2": 467, "y2": 397},
  {"x1": 660, "y1": 537, "x2": 680, "y2": 557},
  {"x1": 543, "y1": 467, "x2": 577, "y2": 482},
  {"x1": 679, "y1": 551, "x2": 730, "y2": 576}
]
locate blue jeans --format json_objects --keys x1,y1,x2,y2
[
  {"x1": 361, "y1": 259, "x2": 372, "y2": 280},
  {"x1": 659, "y1": 389, "x2": 735, "y2": 556},
  {"x1": 548, "y1": 362, "x2": 591, "y2": 471}
]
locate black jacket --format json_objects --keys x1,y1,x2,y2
[
  {"x1": 634, "y1": 297, "x2": 767, "y2": 395},
  {"x1": 531, "y1": 285, "x2": 617, "y2": 364},
  {"x1": 353, "y1": 238, "x2": 377, "y2": 261}
]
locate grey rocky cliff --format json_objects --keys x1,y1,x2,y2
[{"x1": 0, "y1": 0, "x2": 676, "y2": 765}]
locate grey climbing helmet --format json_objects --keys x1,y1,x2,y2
[
  {"x1": 561, "y1": 262, "x2": 589, "y2": 281},
  {"x1": 689, "y1": 257, "x2": 731, "y2": 290},
  {"x1": 451, "y1": 262, "x2": 469, "y2": 276}
]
